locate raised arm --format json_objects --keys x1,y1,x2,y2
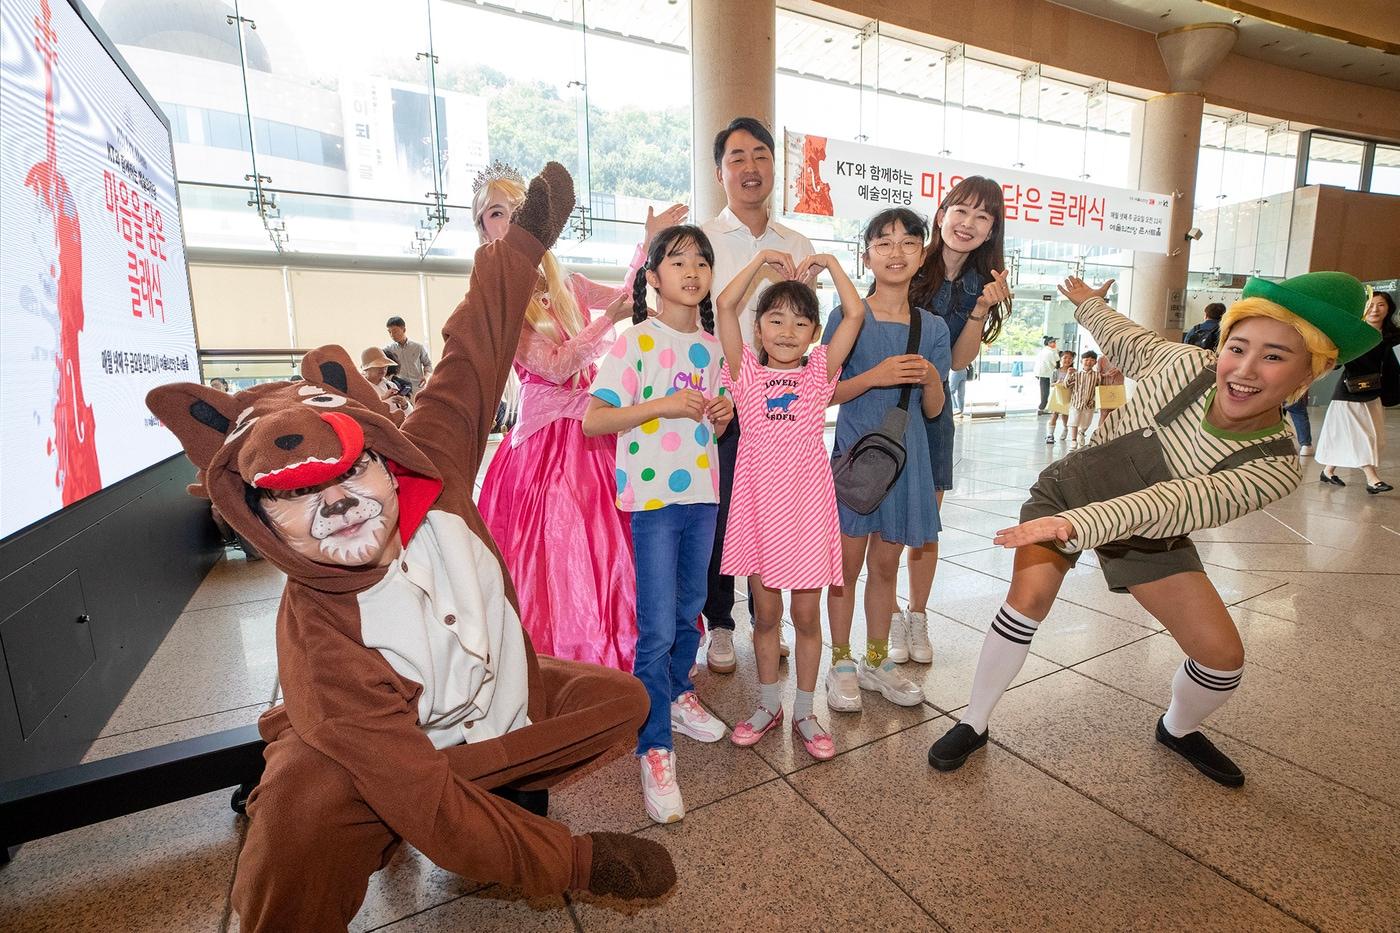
[
  {"x1": 517, "y1": 294, "x2": 631, "y2": 384},
  {"x1": 571, "y1": 203, "x2": 687, "y2": 312},
  {"x1": 951, "y1": 269, "x2": 1011, "y2": 370},
  {"x1": 799, "y1": 254, "x2": 864, "y2": 380},
  {"x1": 716, "y1": 249, "x2": 796, "y2": 380},
  {"x1": 402, "y1": 164, "x2": 573, "y2": 488},
  {"x1": 1058, "y1": 276, "x2": 1195, "y2": 381}
]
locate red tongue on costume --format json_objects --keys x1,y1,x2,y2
[{"x1": 252, "y1": 411, "x2": 365, "y2": 490}]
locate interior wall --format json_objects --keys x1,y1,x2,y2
[
  {"x1": 1291, "y1": 186, "x2": 1400, "y2": 282},
  {"x1": 188, "y1": 263, "x2": 621, "y2": 357},
  {"x1": 813, "y1": 0, "x2": 1400, "y2": 141},
  {"x1": 187, "y1": 265, "x2": 289, "y2": 349}
]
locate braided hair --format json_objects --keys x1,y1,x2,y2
[{"x1": 633, "y1": 224, "x2": 717, "y2": 334}]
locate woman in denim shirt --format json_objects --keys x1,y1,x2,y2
[{"x1": 892, "y1": 176, "x2": 1010, "y2": 664}]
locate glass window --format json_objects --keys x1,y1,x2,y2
[
  {"x1": 1305, "y1": 135, "x2": 1364, "y2": 189},
  {"x1": 1371, "y1": 145, "x2": 1400, "y2": 196},
  {"x1": 581, "y1": 0, "x2": 692, "y2": 221}
]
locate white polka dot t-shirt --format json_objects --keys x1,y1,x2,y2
[{"x1": 590, "y1": 318, "x2": 726, "y2": 511}]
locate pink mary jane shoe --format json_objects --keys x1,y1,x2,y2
[
  {"x1": 793, "y1": 715, "x2": 836, "y2": 760},
  {"x1": 731, "y1": 706, "x2": 783, "y2": 747}
]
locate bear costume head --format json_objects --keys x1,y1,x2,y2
[{"x1": 147, "y1": 347, "x2": 443, "y2": 594}]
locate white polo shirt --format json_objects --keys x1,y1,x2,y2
[{"x1": 701, "y1": 206, "x2": 815, "y2": 346}]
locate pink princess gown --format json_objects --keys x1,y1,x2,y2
[{"x1": 477, "y1": 248, "x2": 643, "y2": 670}]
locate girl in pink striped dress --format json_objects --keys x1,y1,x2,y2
[{"x1": 715, "y1": 250, "x2": 865, "y2": 760}]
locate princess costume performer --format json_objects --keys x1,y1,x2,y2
[{"x1": 474, "y1": 162, "x2": 685, "y2": 669}]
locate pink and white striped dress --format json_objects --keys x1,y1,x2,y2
[{"x1": 720, "y1": 344, "x2": 844, "y2": 590}]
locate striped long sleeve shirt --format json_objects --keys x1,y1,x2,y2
[{"x1": 1059, "y1": 298, "x2": 1302, "y2": 552}]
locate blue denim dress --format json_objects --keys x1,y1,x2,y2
[
  {"x1": 924, "y1": 269, "x2": 986, "y2": 490},
  {"x1": 824, "y1": 303, "x2": 950, "y2": 547}
]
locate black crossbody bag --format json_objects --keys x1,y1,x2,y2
[{"x1": 830, "y1": 308, "x2": 922, "y2": 514}]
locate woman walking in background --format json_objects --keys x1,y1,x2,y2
[{"x1": 1317, "y1": 291, "x2": 1393, "y2": 493}]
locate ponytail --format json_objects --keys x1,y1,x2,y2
[{"x1": 631, "y1": 272, "x2": 650, "y2": 325}]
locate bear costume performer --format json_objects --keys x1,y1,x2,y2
[{"x1": 147, "y1": 164, "x2": 675, "y2": 932}]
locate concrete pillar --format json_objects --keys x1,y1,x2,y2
[
  {"x1": 1128, "y1": 22, "x2": 1236, "y2": 336},
  {"x1": 690, "y1": 0, "x2": 776, "y2": 223}
]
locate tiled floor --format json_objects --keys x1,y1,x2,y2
[{"x1": 4, "y1": 409, "x2": 1399, "y2": 931}]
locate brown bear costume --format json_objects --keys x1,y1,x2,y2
[{"x1": 147, "y1": 165, "x2": 674, "y2": 931}]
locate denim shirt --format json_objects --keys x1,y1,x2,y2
[{"x1": 927, "y1": 268, "x2": 987, "y2": 347}]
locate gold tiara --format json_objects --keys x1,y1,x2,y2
[{"x1": 472, "y1": 160, "x2": 525, "y2": 196}]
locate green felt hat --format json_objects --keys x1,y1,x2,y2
[{"x1": 1241, "y1": 272, "x2": 1378, "y2": 364}]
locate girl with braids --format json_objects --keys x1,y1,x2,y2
[
  {"x1": 474, "y1": 162, "x2": 687, "y2": 670},
  {"x1": 584, "y1": 225, "x2": 734, "y2": 824},
  {"x1": 892, "y1": 176, "x2": 1010, "y2": 666}
]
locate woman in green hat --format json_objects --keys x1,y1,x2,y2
[{"x1": 928, "y1": 270, "x2": 1377, "y2": 788}]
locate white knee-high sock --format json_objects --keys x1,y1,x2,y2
[
  {"x1": 959, "y1": 603, "x2": 1042, "y2": 733},
  {"x1": 1162, "y1": 658, "x2": 1242, "y2": 737}
]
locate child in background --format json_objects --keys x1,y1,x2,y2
[
  {"x1": 715, "y1": 250, "x2": 865, "y2": 760},
  {"x1": 584, "y1": 225, "x2": 735, "y2": 824},
  {"x1": 1094, "y1": 353, "x2": 1126, "y2": 438},
  {"x1": 1046, "y1": 350, "x2": 1076, "y2": 444},
  {"x1": 1064, "y1": 350, "x2": 1102, "y2": 450},
  {"x1": 823, "y1": 208, "x2": 950, "y2": 713}
]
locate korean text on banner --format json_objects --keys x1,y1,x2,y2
[{"x1": 783, "y1": 131, "x2": 1174, "y2": 255}]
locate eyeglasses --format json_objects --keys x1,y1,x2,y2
[{"x1": 868, "y1": 238, "x2": 923, "y2": 257}]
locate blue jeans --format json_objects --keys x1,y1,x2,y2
[
  {"x1": 1285, "y1": 397, "x2": 1312, "y2": 447},
  {"x1": 948, "y1": 369, "x2": 968, "y2": 413},
  {"x1": 631, "y1": 503, "x2": 717, "y2": 754}
]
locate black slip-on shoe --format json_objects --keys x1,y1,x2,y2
[
  {"x1": 1155, "y1": 716, "x2": 1244, "y2": 788},
  {"x1": 1367, "y1": 481, "x2": 1393, "y2": 494},
  {"x1": 1320, "y1": 471, "x2": 1345, "y2": 486},
  {"x1": 929, "y1": 722, "x2": 989, "y2": 772}
]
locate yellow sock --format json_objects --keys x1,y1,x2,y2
[
  {"x1": 866, "y1": 638, "x2": 888, "y2": 666},
  {"x1": 831, "y1": 644, "x2": 852, "y2": 663}
]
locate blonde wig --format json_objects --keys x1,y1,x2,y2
[
  {"x1": 1219, "y1": 296, "x2": 1338, "y2": 404},
  {"x1": 472, "y1": 177, "x2": 583, "y2": 345}
]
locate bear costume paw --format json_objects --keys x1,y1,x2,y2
[
  {"x1": 511, "y1": 161, "x2": 575, "y2": 252},
  {"x1": 584, "y1": 831, "x2": 676, "y2": 901}
]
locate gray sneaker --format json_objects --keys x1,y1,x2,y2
[
  {"x1": 887, "y1": 611, "x2": 910, "y2": 664},
  {"x1": 857, "y1": 658, "x2": 924, "y2": 706},
  {"x1": 706, "y1": 628, "x2": 736, "y2": 674}
]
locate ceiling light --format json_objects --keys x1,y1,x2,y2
[{"x1": 1158, "y1": 8, "x2": 1172, "y2": 18}]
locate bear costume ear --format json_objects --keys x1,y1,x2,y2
[
  {"x1": 146, "y1": 382, "x2": 245, "y2": 470},
  {"x1": 301, "y1": 345, "x2": 385, "y2": 412}
]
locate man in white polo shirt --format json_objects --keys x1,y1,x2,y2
[{"x1": 699, "y1": 117, "x2": 815, "y2": 674}]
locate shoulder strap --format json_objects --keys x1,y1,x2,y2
[
  {"x1": 1209, "y1": 435, "x2": 1297, "y2": 474},
  {"x1": 1154, "y1": 366, "x2": 1216, "y2": 426},
  {"x1": 896, "y1": 307, "x2": 922, "y2": 413}
]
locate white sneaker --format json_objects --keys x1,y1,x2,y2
[
  {"x1": 671, "y1": 691, "x2": 726, "y2": 742},
  {"x1": 887, "y1": 611, "x2": 910, "y2": 664},
  {"x1": 825, "y1": 659, "x2": 862, "y2": 712},
  {"x1": 639, "y1": 748, "x2": 684, "y2": 824},
  {"x1": 907, "y1": 610, "x2": 933, "y2": 664},
  {"x1": 857, "y1": 658, "x2": 924, "y2": 706},
  {"x1": 1299, "y1": 444, "x2": 1314, "y2": 457},
  {"x1": 778, "y1": 622, "x2": 791, "y2": 658},
  {"x1": 1067, "y1": 440, "x2": 1078, "y2": 451},
  {"x1": 706, "y1": 628, "x2": 736, "y2": 674},
  {"x1": 1045, "y1": 434, "x2": 1055, "y2": 444}
]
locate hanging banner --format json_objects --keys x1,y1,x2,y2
[{"x1": 784, "y1": 131, "x2": 1174, "y2": 255}]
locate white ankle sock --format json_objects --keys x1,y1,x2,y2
[
  {"x1": 1162, "y1": 658, "x2": 1242, "y2": 737},
  {"x1": 960, "y1": 603, "x2": 1041, "y2": 733}
]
